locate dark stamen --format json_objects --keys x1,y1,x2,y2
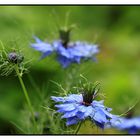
[
  {"x1": 81, "y1": 83, "x2": 100, "y2": 106},
  {"x1": 126, "y1": 110, "x2": 133, "y2": 119},
  {"x1": 82, "y1": 102, "x2": 91, "y2": 106},
  {"x1": 82, "y1": 92, "x2": 94, "y2": 106},
  {"x1": 59, "y1": 28, "x2": 71, "y2": 48}
]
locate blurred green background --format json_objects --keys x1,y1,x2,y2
[{"x1": 0, "y1": 5, "x2": 140, "y2": 134}]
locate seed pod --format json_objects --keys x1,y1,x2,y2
[
  {"x1": 8, "y1": 52, "x2": 18, "y2": 63},
  {"x1": 8, "y1": 52, "x2": 24, "y2": 64}
]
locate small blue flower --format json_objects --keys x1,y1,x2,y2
[
  {"x1": 51, "y1": 94, "x2": 117, "y2": 129},
  {"x1": 110, "y1": 117, "x2": 140, "y2": 134},
  {"x1": 31, "y1": 37, "x2": 99, "y2": 68}
]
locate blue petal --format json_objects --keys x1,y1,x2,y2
[
  {"x1": 94, "y1": 121, "x2": 105, "y2": 129},
  {"x1": 57, "y1": 109, "x2": 65, "y2": 113},
  {"x1": 76, "y1": 111, "x2": 85, "y2": 120},
  {"x1": 51, "y1": 96, "x2": 65, "y2": 102},
  {"x1": 68, "y1": 46, "x2": 84, "y2": 57},
  {"x1": 68, "y1": 42, "x2": 99, "y2": 58},
  {"x1": 51, "y1": 94, "x2": 82, "y2": 103},
  {"x1": 33, "y1": 36, "x2": 42, "y2": 43},
  {"x1": 65, "y1": 94, "x2": 83, "y2": 103},
  {"x1": 66, "y1": 117, "x2": 79, "y2": 126},
  {"x1": 84, "y1": 106, "x2": 94, "y2": 118},
  {"x1": 57, "y1": 55, "x2": 72, "y2": 68},
  {"x1": 92, "y1": 100, "x2": 105, "y2": 108},
  {"x1": 56, "y1": 45, "x2": 71, "y2": 58},
  {"x1": 61, "y1": 109, "x2": 78, "y2": 118},
  {"x1": 31, "y1": 42, "x2": 53, "y2": 53},
  {"x1": 40, "y1": 51, "x2": 52, "y2": 59},
  {"x1": 100, "y1": 108, "x2": 114, "y2": 119},
  {"x1": 73, "y1": 56, "x2": 81, "y2": 63},
  {"x1": 87, "y1": 44, "x2": 99, "y2": 56},
  {"x1": 106, "y1": 107, "x2": 112, "y2": 112},
  {"x1": 128, "y1": 127, "x2": 138, "y2": 134},
  {"x1": 77, "y1": 105, "x2": 87, "y2": 113},
  {"x1": 82, "y1": 43, "x2": 99, "y2": 57},
  {"x1": 109, "y1": 117, "x2": 140, "y2": 134},
  {"x1": 92, "y1": 109, "x2": 107, "y2": 124},
  {"x1": 31, "y1": 37, "x2": 54, "y2": 57},
  {"x1": 55, "y1": 103, "x2": 77, "y2": 111},
  {"x1": 77, "y1": 106, "x2": 94, "y2": 119},
  {"x1": 120, "y1": 118, "x2": 140, "y2": 129},
  {"x1": 52, "y1": 40, "x2": 63, "y2": 50}
]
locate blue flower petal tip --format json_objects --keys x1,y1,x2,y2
[
  {"x1": 30, "y1": 37, "x2": 54, "y2": 58},
  {"x1": 110, "y1": 117, "x2": 140, "y2": 134}
]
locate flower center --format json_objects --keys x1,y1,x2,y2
[
  {"x1": 82, "y1": 92, "x2": 94, "y2": 106},
  {"x1": 81, "y1": 84, "x2": 99, "y2": 106},
  {"x1": 82, "y1": 101, "x2": 91, "y2": 106},
  {"x1": 59, "y1": 28, "x2": 71, "y2": 48}
]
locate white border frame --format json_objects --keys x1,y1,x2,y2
[{"x1": 0, "y1": 0, "x2": 139, "y2": 4}]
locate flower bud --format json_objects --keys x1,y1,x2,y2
[
  {"x1": 8, "y1": 52, "x2": 24, "y2": 64},
  {"x1": 8, "y1": 52, "x2": 18, "y2": 63}
]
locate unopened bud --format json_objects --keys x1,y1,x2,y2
[{"x1": 8, "y1": 52, "x2": 24, "y2": 64}]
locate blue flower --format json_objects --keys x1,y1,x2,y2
[
  {"x1": 31, "y1": 37, "x2": 99, "y2": 68},
  {"x1": 51, "y1": 94, "x2": 117, "y2": 128},
  {"x1": 110, "y1": 117, "x2": 140, "y2": 134}
]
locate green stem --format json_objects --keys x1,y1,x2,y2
[
  {"x1": 27, "y1": 74, "x2": 42, "y2": 100},
  {"x1": 15, "y1": 65, "x2": 38, "y2": 133},
  {"x1": 74, "y1": 121, "x2": 82, "y2": 134}
]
